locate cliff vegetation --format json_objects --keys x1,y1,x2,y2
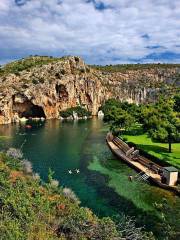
[
  {"x1": 60, "y1": 106, "x2": 91, "y2": 119},
  {"x1": 0, "y1": 56, "x2": 64, "y2": 76},
  {"x1": 91, "y1": 63, "x2": 180, "y2": 73},
  {"x1": 0, "y1": 149, "x2": 154, "y2": 240}
]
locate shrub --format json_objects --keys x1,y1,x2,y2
[
  {"x1": 0, "y1": 56, "x2": 65, "y2": 76},
  {"x1": 32, "y1": 173, "x2": 40, "y2": 181},
  {"x1": 90, "y1": 63, "x2": 180, "y2": 73},
  {"x1": 0, "y1": 152, "x2": 155, "y2": 240},
  {"x1": 50, "y1": 179, "x2": 59, "y2": 188},
  {"x1": 6, "y1": 148, "x2": 23, "y2": 159},
  {"x1": 60, "y1": 108, "x2": 73, "y2": 118},
  {"x1": 63, "y1": 187, "x2": 81, "y2": 204},
  {"x1": 22, "y1": 159, "x2": 33, "y2": 174},
  {"x1": 60, "y1": 106, "x2": 91, "y2": 118},
  {"x1": 117, "y1": 216, "x2": 155, "y2": 240}
]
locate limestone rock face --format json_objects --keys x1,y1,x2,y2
[{"x1": 0, "y1": 56, "x2": 179, "y2": 124}]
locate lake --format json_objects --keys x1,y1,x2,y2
[{"x1": 0, "y1": 118, "x2": 179, "y2": 239}]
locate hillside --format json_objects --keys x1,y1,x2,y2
[
  {"x1": 91, "y1": 63, "x2": 180, "y2": 72},
  {"x1": 0, "y1": 56, "x2": 179, "y2": 124},
  {"x1": 0, "y1": 148, "x2": 154, "y2": 240}
]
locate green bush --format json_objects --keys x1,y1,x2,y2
[
  {"x1": 60, "y1": 106, "x2": 91, "y2": 118},
  {"x1": 0, "y1": 152, "x2": 155, "y2": 239},
  {"x1": 90, "y1": 63, "x2": 180, "y2": 73},
  {"x1": 0, "y1": 56, "x2": 64, "y2": 76}
]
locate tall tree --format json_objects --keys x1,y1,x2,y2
[
  {"x1": 104, "y1": 106, "x2": 135, "y2": 136},
  {"x1": 174, "y1": 94, "x2": 180, "y2": 112},
  {"x1": 141, "y1": 98, "x2": 180, "y2": 152}
]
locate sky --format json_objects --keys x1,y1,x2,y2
[{"x1": 0, "y1": 0, "x2": 180, "y2": 65}]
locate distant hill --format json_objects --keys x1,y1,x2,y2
[{"x1": 90, "y1": 63, "x2": 180, "y2": 72}]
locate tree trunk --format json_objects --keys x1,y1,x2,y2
[
  {"x1": 168, "y1": 132, "x2": 172, "y2": 153},
  {"x1": 168, "y1": 141, "x2": 172, "y2": 153}
]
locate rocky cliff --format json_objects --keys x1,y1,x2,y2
[{"x1": 0, "y1": 56, "x2": 179, "y2": 124}]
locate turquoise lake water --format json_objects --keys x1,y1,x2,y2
[{"x1": 0, "y1": 118, "x2": 179, "y2": 239}]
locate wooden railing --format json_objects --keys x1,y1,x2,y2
[
  {"x1": 112, "y1": 136, "x2": 161, "y2": 173},
  {"x1": 112, "y1": 137, "x2": 130, "y2": 153}
]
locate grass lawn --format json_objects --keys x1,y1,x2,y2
[{"x1": 123, "y1": 133, "x2": 180, "y2": 169}]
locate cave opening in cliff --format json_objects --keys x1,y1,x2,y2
[
  {"x1": 23, "y1": 105, "x2": 46, "y2": 118},
  {"x1": 13, "y1": 100, "x2": 46, "y2": 119}
]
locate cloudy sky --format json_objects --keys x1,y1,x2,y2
[{"x1": 0, "y1": 0, "x2": 180, "y2": 65}]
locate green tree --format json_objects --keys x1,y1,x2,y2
[
  {"x1": 104, "y1": 106, "x2": 135, "y2": 136},
  {"x1": 141, "y1": 98, "x2": 180, "y2": 152},
  {"x1": 100, "y1": 99, "x2": 121, "y2": 115},
  {"x1": 101, "y1": 99, "x2": 140, "y2": 121},
  {"x1": 174, "y1": 94, "x2": 180, "y2": 112}
]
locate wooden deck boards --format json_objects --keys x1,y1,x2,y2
[{"x1": 108, "y1": 141, "x2": 161, "y2": 181}]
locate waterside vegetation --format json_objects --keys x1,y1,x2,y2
[
  {"x1": 60, "y1": 106, "x2": 91, "y2": 119},
  {"x1": 101, "y1": 94, "x2": 180, "y2": 168},
  {"x1": 0, "y1": 148, "x2": 155, "y2": 240}
]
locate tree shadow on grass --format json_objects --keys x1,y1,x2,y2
[
  {"x1": 128, "y1": 143, "x2": 169, "y2": 165},
  {"x1": 136, "y1": 144, "x2": 180, "y2": 168},
  {"x1": 137, "y1": 144, "x2": 169, "y2": 154}
]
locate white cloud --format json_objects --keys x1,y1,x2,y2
[
  {"x1": 0, "y1": 0, "x2": 179, "y2": 64},
  {"x1": 0, "y1": 0, "x2": 11, "y2": 12}
]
